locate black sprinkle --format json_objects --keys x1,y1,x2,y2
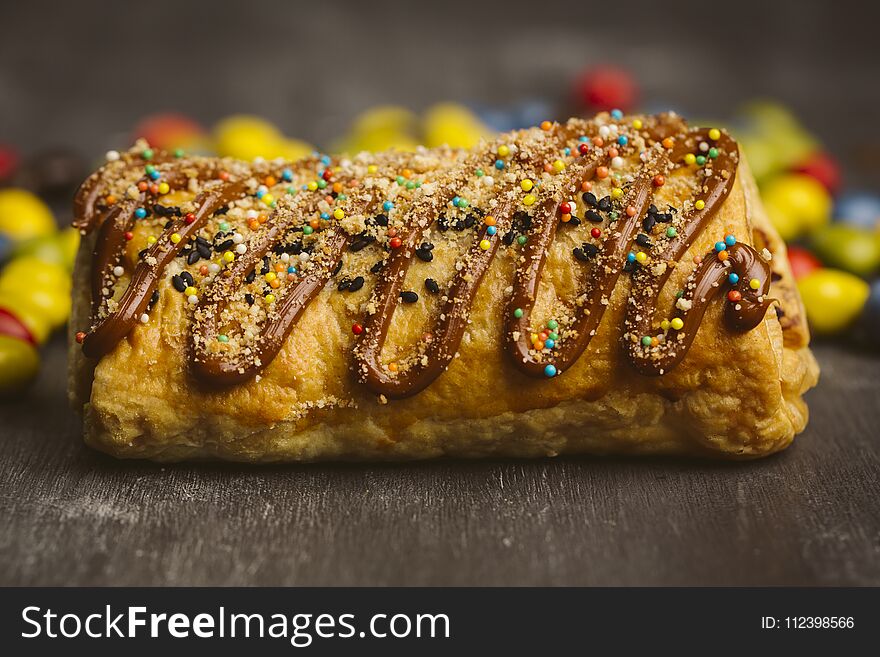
[
  {"x1": 171, "y1": 275, "x2": 187, "y2": 292},
  {"x1": 436, "y1": 214, "x2": 449, "y2": 231},
  {"x1": 370, "y1": 260, "x2": 385, "y2": 274},
  {"x1": 656, "y1": 212, "x2": 673, "y2": 223},
  {"x1": 513, "y1": 211, "x2": 532, "y2": 231},
  {"x1": 215, "y1": 205, "x2": 229, "y2": 215},
  {"x1": 598, "y1": 196, "x2": 612, "y2": 212},
  {"x1": 420, "y1": 242, "x2": 435, "y2": 251},
  {"x1": 244, "y1": 293, "x2": 255, "y2": 305},
  {"x1": 187, "y1": 250, "x2": 201, "y2": 265},
  {"x1": 582, "y1": 192, "x2": 598, "y2": 207},
  {"x1": 163, "y1": 220, "x2": 175, "y2": 230},
  {"x1": 332, "y1": 260, "x2": 343, "y2": 276},
  {"x1": 138, "y1": 248, "x2": 148, "y2": 260},
  {"x1": 350, "y1": 234, "x2": 376, "y2": 252},
  {"x1": 635, "y1": 234, "x2": 651, "y2": 247},
  {"x1": 373, "y1": 214, "x2": 389, "y2": 227},
  {"x1": 149, "y1": 290, "x2": 160, "y2": 307},
  {"x1": 565, "y1": 216, "x2": 581, "y2": 227},
  {"x1": 643, "y1": 216, "x2": 656, "y2": 232},
  {"x1": 415, "y1": 248, "x2": 433, "y2": 262},
  {"x1": 348, "y1": 276, "x2": 365, "y2": 292},
  {"x1": 400, "y1": 291, "x2": 419, "y2": 303},
  {"x1": 181, "y1": 271, "x2": 195, "y2": 287},
  {"x1": 464, "y1": 215, "x2": 476, "y2": 229},
  {"x1": 245, "y1": 269, "x2": 256, "y2": 284},
  {"x1": 195, "y1": 236, "x2": 210, "y2": 246},
  {"x1": 425, "y1": 278, "x2": 440, "y2": 294},
  {"x1": 648, "y1": 204, "x2": 659, "y2": 216},
  {"x1": 582, "y1": 243, "x2": 599, "y2": 258},
  {"x1": 502, "y1": 230, "x2": 516, "y2": 246},
  {"x1": 261, "y1": 256, "x2": 270, "y2": 275},
  {"x1": 586, "y1": 210, "x2": 603, "y2": 223},
  {"x1": 573, "y1": 243, "x2": 599, "y2": 262},
  {"x1": 337, "y1": 278, "x2": 351, "y2": 292},
  {"x1": 215, "y1": 238, "x2": 234, "y2": 253},
  {"x1": 623, "y1": 260, "x2": 637, "y2": 273},
  {"x1": 196, "y1": 242, "x2": 212, "y2": 259}
]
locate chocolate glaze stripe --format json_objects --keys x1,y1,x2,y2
[
  {"x1": 624, "y1": 132, "x2": 773, "y2": 374},
  {"x1": 81, "y1": 181, "x2": 247, "y2": 359},
  {"x1": 503, "y1": 140, "x2": 673, "y2": 377}
]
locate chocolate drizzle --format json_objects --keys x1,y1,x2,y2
[{"x1": 74, "y1": 114, "x2": 774, "y2": 400}]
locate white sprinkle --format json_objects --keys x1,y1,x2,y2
[
  {"x1": 232, "y1": 233, "x2": 244, "y2": 244},
  {"x1": 482, "y1": 176, "x2": 495, "y2": 187},
  {"x1": 209, "y1": 263, "x2": 221, "y2": 273},
  {"x1": 611, "y1": 156, "x2": 625, "y2": 169},
  {"x1": 187, "y1": 295, "x2": 199, "y2": 305},
  {"x1": 235, "y1": 244, "x2": 247, "y2": 254},
  {"x1": 139, "y1": 313, "x2": 149, "y2": 324},
  {"x1": 599, "y1": 125, "x2": 610, "y2": 138},
  {"x1": 699, "y1": 141, "x2": 709, "y2": 152},
  {"x1": 299, "y1": 252, "x2": 310, "y2": 263},
  {"x1": 280, "y1": 253, "x2": 290, "y2": 263},
  {"x1": 112, "y1": 266, "x2": 124, "y2": 277},
  {"x1": 246, "y1": 210, "x2": 258, "y2": 219},
  {"x1": 105, "y1": 150, "x2": 120, "y2": 162}
]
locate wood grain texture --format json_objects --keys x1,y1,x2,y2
[{"x1": 1, "y1": 340, "x2": 878, "y2": 586}]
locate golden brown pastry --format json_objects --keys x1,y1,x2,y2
[{"x1": 68, "y1": 112, "x2": 818, "y2": 461}]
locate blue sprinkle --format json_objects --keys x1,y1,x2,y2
[
  {"x1": 617, "y1": 135, "x2": 628, "y2": 146},
  {"x1": 452, "y1": 196, "x2": 461, "y2": 207},
  {"x1": 149, "y1": 170, "x2": 161, "y2": 181},
  {"x1": 383, "y1": 200, "x2": 394, "y2": 212},
  {"x1": 544, "y1": 364, "x2": 558, "y2": 378},
  {"x1": 728, "y1": 273, "x2": 740, "y2": 284},
  {"x1": 578, "y1": 135, "x2": 589, "y2": 142},
  {"x1": 487, "y1": 226, "x2": 497, "y2": 236},
  {"x1": 494, "y1": 159, "x2": 505, "y2": 170},
  {"x1": 610, "y1": 109, "x2": 624, "y2": 120},
  {"x1": 320, "y1": 155, "x2": 331, "y2": 166},
  {"x1": 724, "y1": 234, "x2": 737, "y2": 247},
  {"x1": 627, "y1": 252, "x2": 636, "y2": 263},
  {"x1": 320, "y1": 212, "x2": 330, "y2": 220},
  {"x1": 544, "y1": 339, "x2": 555, "y2": 349},
  {"x1": 715, "y1": 242, "x2": 727, "y2": 252},
  {"x1": 563, "y1": 147, "x2": 571, "y2": 156},
  {"x1": 287, "y1": 266, "x2": 297, "y2": 274},
  {"x1": 282, "y1": 168, "x2": 294, "y2": 182},
  {"x1": 134, "y1": 207, "x2": 147, "y2": 219},
  {"x1": 256, "y1": 189, "x2": 265, "y2": 199}
]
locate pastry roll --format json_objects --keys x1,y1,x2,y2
[{"x1": 68, "y1": 112, "x2": 818, "y2": 461}]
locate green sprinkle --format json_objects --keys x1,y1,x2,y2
[
  {"x1": 303, "y1": 226, "x2": 313, "y2": 235},
  {"x1": 337, "y1": 193, "x2": 347, "y2": 200},
  {"x1": 666, "y1": 227, "x2": 677, "y2": 238},
  {"x1": 675, "y1": 290, "x2": 684, "y2": 298},
  {"x1": 218, "y1": 221, "x2": 230, "y2": 232},
  {"x1": 317, "y1": 179, "x2": 327, "y2": 189},
  {"x1": 514, "y1": 308, "x2": 524, "y2": 319},
  {"x1": 145, "y1": 164, "x2": 156, "y2": 174},
  {"x1": 405, "y1": 181, "x2": 416, "y2": 189},
  {"x1": 696, "y1": 155, "x2": 707, "y2": 166},
  {"x1": 547, "y1": 319, "x2": 559, "y2": 330},
  {"x1": 287, "y1": 186, "x2": 297, "y2": 195},
  {"x1": 517, "y1": 235, "x2": 527, "y2": 245},
  {"x1": 548, "y1": 332, "x2": 558, "y2": 340},
  {"x1": 173, "y1": 148, "x2": 185, "y2": 158},
  {"x1": 609, "y1": 211, "x2": 619, "y2": 220},
  {"x1": 475, "y1": 168, "x2": 484, "y2": 177},
  {"x1": 708, "y1": 148, "x2": 719, "y2": 159},
  {"x1": 142, "y1": 148, "x2": 154, "y2": 160},
  {"x1": 641, "y1": 336, "x2": 652, "y2": 346},
  {"x1": 396, "y1": 176, "x2": 405, "y2": 185},
  {"x1": 458, "y1": 198, "x2": 469, "y2": 208},
  {"x1": 217, "y1": 335, "x2": 229, "y2": 343}
]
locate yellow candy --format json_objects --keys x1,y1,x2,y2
[
  {"x1": 14, "y1": 228, "x2": 79, "y2": 271},
  {"x1": 695, "y1": 200, "x2": 705, "y2": 210},
  {"x1": 523, "y1": 194, "x2": 536, "y2": 206},
  {"x1": 632, "y1": 119, "x2": 643, "y2": 130},
  {"x1": 222, "y1": 251, "x2": 235, "y2": 263},
  {"x1": 0, "y1": 189, "x2": 56, "y2": 242},
  {"x1": 708, "y1": 128, "x2": 721, "y2": 141},
  {"x1": 479, "y1": 239, "x2": 491, "y2": 251},
  {"x1": 670, "y1": 317, "x2": 684, "y2": 330},
  {"x1": 423, "y1": 103, "x2": 491, "y2": 149},
  {"x1": 635, "y1": 251, "x2": 647, "y2": 263},
  {"x1": 0, "y1": 334, "x2": 39, "y2": 394},
  {"x1": 520, "y1": 179, "x2": 533, "y2": 192},
  {"x1": 0, "y1": 291, "x2": 51, "y2": 344},
  {"x1": 761, "y1": 174, "x2": 830, "y2": 241},
  {"x1": 552, "y1": 159, "x2": 565, "y2": 172},
  {"x1": 213, "y1": 115, "x2": 281, "y2": 160},
  {"x1": 611, "y1": 187, "x2": 623, "y2": 199},
  {"x1": 497, "y1": 145, "x2": 510, "y2": 157},
  {"x1": 274, "y1": 138, "x2": 313, "y2": 161},
  {"x1": 797, "y1": 269, "x2": 869, "y2": 334},
  {"x1": 749, "y1": 278, "x2": 761, "y2": 290},
  {"x1": 333, "y1": 208, "x2": 345, "y2": 220},
  {"x1": 684, "y1": 153, "x2": 696, "y2": 165},
  {"x1": 0, "y1": 256, "x2": 70, "y2": 293},
  {"x1": 170, "y1": 233, "x2": 181, "y2": 244},
  {"x1": 0, "y1": 285, "x2": 70, "y2": 329},
  {"x1": 265, "y1": 294, "x2": 276, "y2": 303},
  {"x1": 157, "y1": 182, "x2": 170, "y2": 195},
  {"x1": 660, "y1": 319, "x2": 670, "y2": 331},
  {"x1": 184, "y1": 286, "x2": 198, "y2": 297}
]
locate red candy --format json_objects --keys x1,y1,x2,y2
[
  {"x1": 727, "y1": 290, "x2": 742, "y2": 303},
  {"x1": 793, "y1": 151, "x2": 841, "y2": 195},
  {"x1": 573, "y1": 65, "x2": 638, "y2": 112},
  {"x1": 559, "y1": 201, "x2": 571, "y2": 215},
  {"x1": 786, "y1": 245, "x2": 822, "y2": 280},
  {"x1": 0, "y1": 309, "x2": 35, "y2": 346},
  {"x1": 389, "y1": 237, "x2": 402, "y2": 249},
  {"x1": 352, "y1": 323, "x2": 363, "y2": 335},
  {"x1": 132, "y1": 113, "x2": 205, "y2": 151},
  {"x1": 0, "y1": 144, "x2": 19, "y2": 181},
  {"x1": 591, "y1": 228, "x2": 601, "y2": 238},
  {"x1": 578, "y1": 143, "x2": 590, "y2": 155}
]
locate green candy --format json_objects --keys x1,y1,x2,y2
[
  {"x1": 0, "y1": 334, "x2": 39, "y2": 394},
  {"x1": 811, "y1": 224, "x2": 880, "y2": 277}
]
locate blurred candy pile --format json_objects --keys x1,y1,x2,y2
[{"x1": 0, "y1": 64, "x2": 877, "y2": 394}]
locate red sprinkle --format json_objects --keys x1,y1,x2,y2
[
  {"x1": 322, "y1": 169, "x2": 333, "y2": 181},
  {"x1": 184, "y1": 212, "x2": 196, "y2": 224},
  {"x1": 219, "y1": 171, "x2": 230, "y2": 181},
  {"x1": 124, "y1": 231, "x2": 134, "y2": 241},
  {"x1": 727, "y1": 290, "x2": 742, "y2": 302},
  {"x1": 559, "y1": 201, "x2": 571, "y2": 215},
  {"x1": 652, "y1": 175, "x2": 665, "y2": 187},
  {"x1": 352, "y1": 323, "x2": 364, "y2": 335},
  {"x1": 75, "y1": 331, "x2": 87, "y2": 344},
  {"x1": 591, "y1": 227, "x2": 601, "y2": 238},
  {"x1": 389, "y1": 237, "x2": 402, "y2": 249},
  {"x1": 578, "y1": 143, "x2": 590, "y2": 155},
  {"x1": 137, "y1": 181, "x2": 148, "y2": 192}
]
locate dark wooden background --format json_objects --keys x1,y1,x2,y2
[{"x1": 1, "y1": 0, "x2": 879, "y2": 586}]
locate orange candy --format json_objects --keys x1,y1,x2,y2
[
  {"x1": 388, "y1": 362, "x2": 398, "y2": 372},
  {"x1": 258, "y1": 213, "x2": 268, "y2": 224},
  {"x1": 596, "y1": 166, "x2": 609, "y2": 179},
  {"x1": 717, "y1": 250, "x2": 729, "y2": 261},
  {"x1": 581, "y1": 181, "x2": 593, "y2": 192},
  {"x1": 309, "y1": 219, "x2": 320, "y2": 230},
  {"x1": 626, "y1": 205, "x2": 637, "y2": 217},
  {"x1": 540, "y1": 120, "x2": 553, "y2": 131},
  {"x1": 662, "y1": 137, "x2": 675, "y2": 149},
  {"x1": 105, "y1": 194, "x2": 117, "y2": 205},
  {"x1": 332, "y1": 182, "x2": 343, "y2": 194},
  {"x1": 264, "y1": 175, "x2": 277, "y2": 187},
  {"x1": 607, "y1": 147, "x2": 619, "y2": 158}
]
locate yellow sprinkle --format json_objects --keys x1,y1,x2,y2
[
  {"x1": 632, "y1": 119, "x2": 643, "y2": 130},
  {"x1": 146, "y1": 236, "x2": 157, "y2": 245},
  {"x1": 157, "y1": 182, "x2": 170, "y2": 195},
  {"x1": 170, "y1": 233, "x2": 181, "y2": 244},
  {"x1": 695, "y1": 200, "x2": 705, "y2": 210},
  {"x1": 367, "y1": 165, "x2": 377, "y2": 174},
  {"x1": 684, "y1": 153, "x2": 696, "y2": 165},
  {"x1": 523, "y1": 194, "x2": 536, "y2": 206},
  {"x1": 670, "y1": 317, "x2": 684, "y2": 330},
  {"x1": 635, "y1": 251, "x2": 648, "y2": 264},
  {"x1": 223, "y1": 251, "x2": 234, "y2": 263},
  {"x1": 552, "y1": 159, "x2": 565, "y2": 172},
  {"x1": 307, "y1": 181, "x2": 318, "y2": 191},
  {"x1": 750, "y1": 278, "x2": 761, "y2": 290},
  {"x1": 497, "y1": 144, "x2": 510, "y2": 157},
  {"x1": 660, "y1": 319, "x2": 670, "y2": 331},
  {"x1": 262, "y1": 194, "x2": 275, "y2": 205},
  {"x1": 265, "y1": 294, "x2": 276, "y2": 303},
  {"x1": 184, "y1": 286, "x2": 197, "y2": 297},
  {"x1": 708, "y1": 128, "x2": 721, "y2": 141},
  {"x1": 333, "y1": 208, "x2": 345, "y2": 220},
  {"x1": 479, "y1": 239, "x2": 491, "y2": 250},
  {"x1": 611, "y1": 187, "x2": 623, "y2": 200},
  {"x1": 265, "y1": 272, "x2": 277, "y2": 282},
  {"x1": 520, "y1": 178, "x2": 533, "y2": 192}
]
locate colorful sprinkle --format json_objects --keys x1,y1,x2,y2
[{"x1": 544, "y1": 364, "x2": 557, "y2": 377}]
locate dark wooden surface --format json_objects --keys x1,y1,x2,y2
[
  {"x1": 1, "y1": 1, "x2": 880, "y2": 586},
  {"x1": 0, "y1": 340, "x2": 878, "y2": 586}
]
